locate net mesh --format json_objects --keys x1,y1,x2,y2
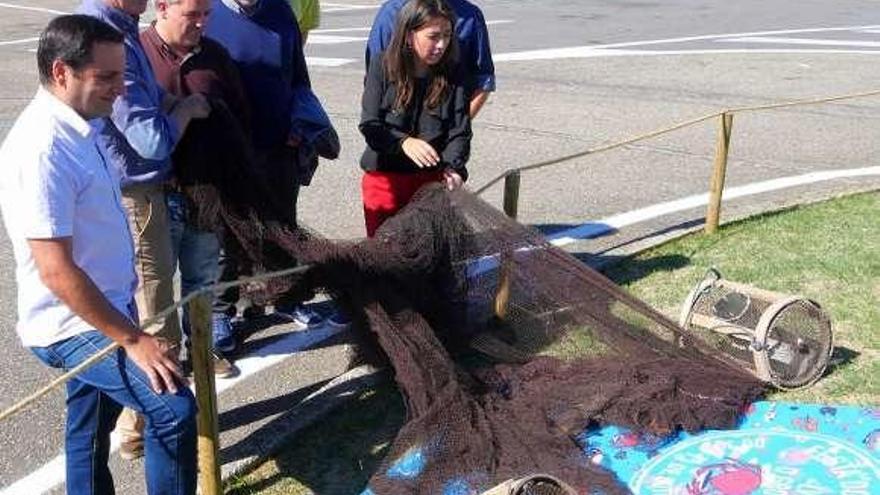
[{"x1": 181, "y1": 132, "x2": 766, "y2": 493}]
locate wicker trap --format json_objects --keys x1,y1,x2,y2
[{"x1": 679, "y1": 269, "x2": 833, "y2": 389}]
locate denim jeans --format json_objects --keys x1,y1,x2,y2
[
  {"x1": 166, "y1": 191, "x2": 221, "y2": 337},
  {"x1": 31, "y1": 331, "x2": 197, "y2": 495}
]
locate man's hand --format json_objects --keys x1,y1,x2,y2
[
  {"x1": 443, "y1": 169, "x2": 464, "y2": 190},
  {"x1": 402, "y1": 137, "x2": 440, "y2": 168},
  {"x1": 122, "y1": 333, "x2": 185, "y2": 394}
]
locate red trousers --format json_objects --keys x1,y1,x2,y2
[{"x1": 362, "y1": 169, "x2": 444, "y2": 237}]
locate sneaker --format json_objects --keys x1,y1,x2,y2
[
  {"x1": 211, "y1": 313, "x2": 237, "y2": 353},
  {"x1": 119, "y1": 439, "x2": 144, "y2": 461},
  {"x1": 327, "y1": 309, "x2": 352, "y2": 328},
  {"x1": 275, "y1": 304, "x2": 324, "y2": 328},
  {"x1": 212, "y1": 350, "x2": 239, "y2": 379}
]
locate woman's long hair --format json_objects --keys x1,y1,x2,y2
[{"x1": 384, "y1": 0, "x2": 458, "y2": 112}]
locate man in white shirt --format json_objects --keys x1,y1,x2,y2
[{"x1": 0, "y1": 15, "x2": 196, "y2": 495}]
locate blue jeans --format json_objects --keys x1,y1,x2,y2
[
  {"x1": 167, "y1": 191, "x2": 221, "y2": 337},
  {"x1": 31, "y1": 331, "x2": 197, "y2": 495}
]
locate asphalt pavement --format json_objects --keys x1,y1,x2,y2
[{"x1": 1, "y1": 0, "x2": 879, "y2": 493}]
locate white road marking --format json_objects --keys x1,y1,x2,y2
[
  {"x1": 718, "y1": 36, "x2": 880, "y2": 48},
  {"x1": 322, "y1": 2, "x2": 379, "y2": 12},
  {"x1": 305, "y1": 56, "x2": 357, "y2": 67},
  {"x1": 0, "y1": 37, "x2": 38, "y2": 46},
  {"x1": 307, "y1": 34, "x2": 368, "y2": 45},
  {"x1": 0, "y1": 2, "x2": 67, "y2": 15},
  {"x1": 549, "y1": 166, "x2": 880, "y2": 246},
  {"x1": 496, "y1": 47, "x2": 880, "y2": 62},
  {"x1": 494, "y1": 24, "x2": 880, "y2": 62}
]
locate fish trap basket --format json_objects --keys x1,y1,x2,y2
[{"x1": 679, "y1": 269, "x2": 833, "y2": 389}]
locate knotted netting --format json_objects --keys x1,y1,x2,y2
[{"x1": 180, "y1": 113, "x2": 765, "y2": 493}]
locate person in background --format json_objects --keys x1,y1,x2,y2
[
  {"x1": 77, "y1": 0, "x2": 211, "y2": 461},
  {"x1": 288, "y1": 0, "x2": 321, "y2": 44},
  {"x1": 142, "y1": 0, "x2": 253, "y2": 377},
  {"x1": 205, "y1": 0, "x2": 344, "y2": 330},
  {"x1": 359, "y1": 0, "x2": 472, "y2": 236},
  {"x1": 366, "y1": 0, "x2": 495, "y2": 118},
  {"x1": 0, "y1": 15, "x2": 196, "y2": 494}
]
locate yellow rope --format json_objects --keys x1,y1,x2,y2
[
  {"x1": 0, "y1": 264, "x2": 310, "y2": 424},
  {"x1": 474, "y1": 88, "x2": 880, "y2": 195}
]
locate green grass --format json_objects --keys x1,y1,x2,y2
[{"x1": 226, "y1": 191, "x2": 880, "y2": 494}]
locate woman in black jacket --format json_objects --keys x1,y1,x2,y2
[{"x1": 359, "y1": 0, "x2": 472, "y2": 236}]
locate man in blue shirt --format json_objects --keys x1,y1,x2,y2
[
  {"x1": 365, "y1": 0, "x2": 496, "y2": 118},
  {"x1": 78, "y1": 0, "x2": 211, "y2": 460},
  {"x1": 206, "y1": 0, "x2": 340, "y2": 329}
]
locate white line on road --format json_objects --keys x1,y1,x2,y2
[
  {"x1": 307, "y1": 34, "x2": 368, "y2": 45},
  {"x1": 718, "y1": 36, "x2": 880, "y2": 48},
  {"x1": 0, "y1": 37, "x2": 38, "y2": 46},
  {"x1": 305, "y1": 56, "x2": 357, "y2": 67},
  {"x1": 494, "y1": 24, "x2": 880, "y2": 62},
  {"x1": 311, "y1": 19, "x2": 511, "y2": 34},
  {"x1": 322, "y1": 2, "x2": 379, "y2": 12},
  {"x1": 0, "y1": 2, "x2": 67, "y2": 15},
  {"x1": 549, "y1": 166, "x2": 880, "y2": 246},
  {"x1": 495, "y1": 47, "x2": 880, "y2": 62}
]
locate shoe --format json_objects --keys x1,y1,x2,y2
[
  {"x1": 275, "y1": 304, "x2": 324, "y2": 328},
  {"x1": 212, "y1": 350, "x2": 238, "y2": 379},
  {"x1": 119, "y1": 439, "x2": 144, "y2": 461},
  {"x1": 211, "y1": 313, "x2": 237, "y2": 353},
  {"x1": 327, "y1": 309, "x2": 352, "y2": 328},
  {"x1": 241, "y1": 304, "x2": 265, "y2": 321}
]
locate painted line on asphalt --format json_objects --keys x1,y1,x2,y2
[
  {"x1": 0, "y1": 2, "x2": 67, "y2": 15},
  {"x1": 322, "y1": 2, "x2": 379, "y2": 12},
  {"x1": 718, "y1": 36, "x2": 880, "y2": 48},
  {"x1": 0, "y1": 37, "x2": 38, "y2": 46},
  {"x1": 305, "y1": 56, "x2": 358, "y2": 67},
  {"x1": 548, "y1": 166, "x2": 880, "y2": 246},
  {"x1": 496, "y1": 47, "x2": 880, "y2": 62},
  {"x1": 0, "y1": 325, "x2": 345, "y2": 495},
  {"x1": 494, "y1": 24, "x2": 880, "y2": 62},
  {"x1": 308, "y1": 34, "x2": 368, "y2": 45}
]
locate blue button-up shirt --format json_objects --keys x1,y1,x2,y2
[
  {"x1": 365, "y1": 0, "x2": 496, "y2": 93},
  {"x1": 78, "y1": 0, "x2": 181, "y2": 187}
]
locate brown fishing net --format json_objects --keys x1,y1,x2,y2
[{"x1": 181, "y1": 127, "x2": 766, "y2": 493}]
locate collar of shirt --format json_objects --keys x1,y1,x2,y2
[
  {"x1": 78, "y1": 0, "x2": 140, "y2": 38},
  {"x1": 220, "y1": 0, "x2": 262, "y2": 16},
  {"x1": 35, "y1": 86, "x2": 97, "y2": 140},
  {"x1": 143, "y1": 23, "x2": 202, "y2": 64}
]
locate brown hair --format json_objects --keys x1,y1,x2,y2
[{"x1": 384, "y1": 0, "x2": 458, "y2": 112}]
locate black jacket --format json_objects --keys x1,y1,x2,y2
[{"x1": 359, "y1": 54, "x2": 472, "y2": 180}]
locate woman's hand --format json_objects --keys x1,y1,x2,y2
[
  {"x1": 443, "y1": 169, "x2": 464, "y2": 190},
  {"x1": 402, "y1": 137, "x2": 440, "y2": 168}
]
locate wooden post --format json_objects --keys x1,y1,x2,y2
[
  {"x1": 494, "y1": 172, "x2": 521, "y2": 319},
  {"x1": 187, "y1": 294, "x2": 221, "y2": 495},
  {"x1": 502, "y1": 171, "x2": 521, "y2": 218},
  {"x1": 705, "y1": 112, "x2": 734, "y2": 234}
]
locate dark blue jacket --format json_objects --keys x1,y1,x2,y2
[{"x1": 206, "y1": 0, "x2": 313, "y2": 150}]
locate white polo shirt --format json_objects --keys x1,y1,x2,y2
[{"x1": 0, "y1": 87, "x2": 137, "y2": 347}]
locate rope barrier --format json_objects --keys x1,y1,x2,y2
[
  {"x1": 474, "y1": 88, "x2": 880, "y2": 195},
  {"x1": 0, "y1": 264, "x2": 310, "y2": 424}
]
